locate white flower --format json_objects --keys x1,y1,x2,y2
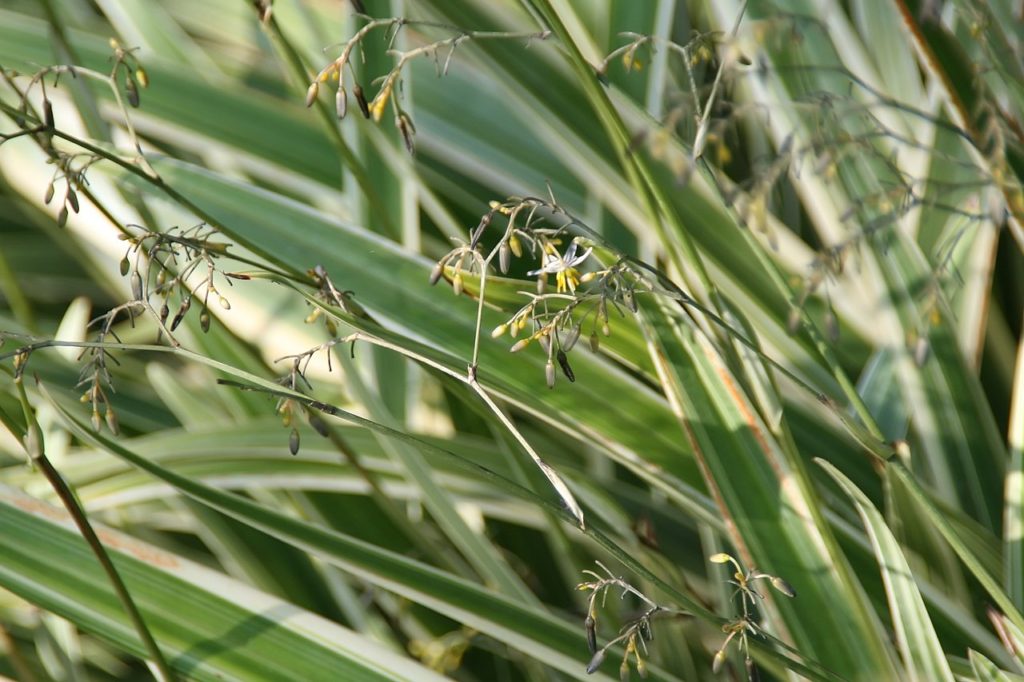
[{"x1": 527, "y1": 241, "x2": 592, "y2": 276}]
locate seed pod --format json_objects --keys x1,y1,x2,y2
[
  {"x1": 104, "y1": 408, "x2": 120, "y2": 436},
  {"x1": 509, "y1": 339, "x2": 529, "y2": 353},
  {"x1": 586, "y1": 650, "x2": 606, "y2": 675},
  {"x1": 354, "y1": 84, "x2": 370, "y2": 118},
  {"x1": 305, "y1": 81, "x2": 319, "y2": 108},
  {"x1": 584, "y1": 615, "x2": 597, "y2": 654},
  {"x1": 601, "y1": 322, "x2": 611, "y2": 336},
  {"x1": 556, "y1": 349, "x2": 575, "y2": 382},
  {"x1": 498, "y1": 242, "x2": 510, "y2": 273},
  {"x1": 589, "y1": 331, "x2": 600, "y2": 352},
  {"x1": 770, "y1": 576, "x2": 796, "y2": 598},
  {"x1": 562, "y1": 325, "x2": 581, "y2": 351},
  {"x1": 57, "y1": 205, "x2": 68, "y2": 228},
  {"x1": 508, "y1": 234, "x2": 522, "y2": 258},
  {"x1": 545, "y1": 360, "x2": 556, "y2": 388},
  {"x1": 130, "y1": 271, "x2": 143, "y2": 300},
  {"x1": 200, "y1": 310, "x2": 211, "y2": 332},
  {"x1": 135, "y1": 67, "x2": 149, "y2": 88},
  {"x1": 66, "y1": 188, "x2": 79, "y2": 213},
  {"x1": 125, "y1": 76, "x2": 139, "y2": 107},
  {"x1": 289, "y1": 427, "x2": 300, "y2": 455},
  {"x1": 428, "y1": 261, "x2": 444, "y2": 285},
  {"x1": 159, "y1": 302, "x2": 169, "y2": 324},
  {"x1": 44, "y1": 183, "x2": 55, "y2": 204},
  {"x1": 91, "y1": 408, "x2": 102, "y2": 432},
  {"x1": 712, "y1": 650, "x2": 726, "y2": 674},
  {"x1": 308, "y1": 413, "x2": 330, "y2": 438},
  {"x1": 117, "y1": 257, "x2": 129, "y2": 277},
  {"x1": 42, "y1": 98, "x2": 54, "y2": 129},
  {"x1": 336, "y1": 85, "x2": 347, "y2": 119},
  {"x1": 452, "y1": 273, "x2": 463, "y2": 296},
  {"x1": 171, "y1": 296, "x2": 191, "y2": 331},
  {"x1": 43, "y1": 99, "x2": 54, "y2": 129}
]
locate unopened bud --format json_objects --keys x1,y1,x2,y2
[
  {"x1": 305, "y1": 82, "x2": 319, "y2": 108},
  {"x1": 498, "y1": 242, "x2": 510, "y2": 273},
  {"x1": 545, "y1": 360, "x2": 555, "y2": 388}
]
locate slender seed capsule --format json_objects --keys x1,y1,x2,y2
[
  {"x1": 545, "y1": 360, "x2": 555, "y2": 388},
  {"x1": 308, "y1": 413, "x2": 330, "y2": 438},
  {"x1": 119, "y1": 256, "x2": 130, "y2": 276},
  {"x1": 171, "y1": 296, "x2": 191, "y2": 331},
  {"x1": 712, "y1": 650, "x2": 726, "y2": 674},
  {"x1": 589, "y1": 331, "x2": 600, "y2": 352},
  {"x1": 130, "y1": 271, "x2": 143, "y2": 300},
  {"x1": 104, "y1": 408, "x2": 120, "y2": 436},
  {"x1": 159, "y1": 302, "x2": 169, "y2": 324},
  {"x1": 200, "y1": 310, "x2": 211, "y2": 332},
  {"x1": 771, "y1": 576, "x2": 796, "y2": 598},
  {"x1": 336, "y1": 85, "x2": 347, "y2": 119},
  {"x1": 66, "y1": 188, "x2": 79, "y2": 213},
  {"x1": 44, "y1": 183, "x2": 55, "y2": 204},
  {"x1": 125, "y1": 77, "x2": 139, "y2": 107},
  {"x1": 498, "y1": 242, "x2": 510, "y2": 273},
  {"x1": 556, "y1": 349, "x2": 575, "y2": 382},
  {"x1": 491, "y1": 323, "x2": 508, "y2": 338},
  {"x1": 43, "y1": 99, "x2": 54, "y2": 129},
  {"x1": 509, "y1": 339, "x2": 529, "y2": 353},
  {"x1": 586, "y1": 650, "x2": 606, "y2": 675},
  {"x1": 135, "y1": 67, "x2": 149, "y2": 88},
  {"x1": 452, "y1": 273, "x2": 463, "y2": 296},
  {"x1": 354, "y1": 84, "x2": 370, "y2": 118},
  {"x1": 305, "y1": 81, "x2": 319, "y2": 108},
  {"x1": 508, "y1": 234, "x2": 522, "y2": 258},
  {"x1": 57, "y1": 205, "x2": 68, "y2": 227},
  {"x1": 428, "y1": 262, "x2": 443, "y2": 285},
  {"x1": 91, "y1": 409, "x2": 102, "y2": 432},
  {"x1": 584, "y1": 615, "x2": 597, "y2": 654},
  {"x1": 289, "y1": 427, "x2": 300, "y2": 455}
]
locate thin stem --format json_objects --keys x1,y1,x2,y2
[
  {"x1": 343, "y1": 330, "x2": 585, "y2": 528},
  {"x1": 12, "y1": 376, "x2": 176, "y2": 681}
]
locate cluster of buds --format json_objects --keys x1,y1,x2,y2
[
  {"x1": 108, "y1": 38, "x2": 149, "y2": 108},
  {"x1": 577, "y1": 562, "x2": 666, "y2": 680},
  {"x1": 78, "y1": 379, "x2": 119, "y2": 435},
  {"x1": 42, "y1": 152, "x2": 96, "y2": 228},
  {"x1": 116, "y1": 224, "x2": 234, "y2": 337},
  {"x1": 304, "y1": 17, "x2": 421, "y2": 153},
  {"x1": 709, "y1": 552, "x2": 795, "y2": 679},
  {"x1": 429, "y1": 197, "x2": 651, "y2": 390}
]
